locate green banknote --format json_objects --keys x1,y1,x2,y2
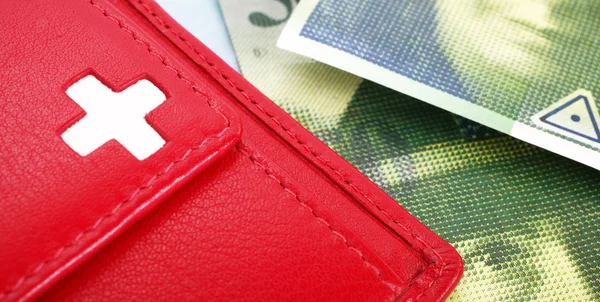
[
  {"x1": 279, "y1": 0, "x2": 600, "y2": 172},
  {"x1": 219, "y1": 0, "x2": 600, "y2": 300}
]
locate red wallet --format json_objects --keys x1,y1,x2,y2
[{"x1": 0, "y1": 0, "x2": 463, "y2": 300}]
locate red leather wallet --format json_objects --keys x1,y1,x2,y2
[{"x1": 0, "y1": 0, "x2": 463, "y2": 301}]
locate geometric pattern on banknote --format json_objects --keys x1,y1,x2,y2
[
  {"x1": 299, "y1": 0, "x2": 600, "y2": 127},
  {"x1": 219, "y1": 3, "x2": 600, "y2": 300}
]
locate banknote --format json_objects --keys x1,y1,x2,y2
[
  {"x1": 278, "y1": 0, "x2": 600, "y2": 172},
  {"x1": 219, "y1": 0, "x2": 600, "y2": 300},
  {"x1": 156, "y1": 0, "x2": 240, "y2": 71}
]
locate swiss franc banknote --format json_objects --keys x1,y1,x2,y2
[
  {"x1": 279, "y1": 0, "x2": 600, "y2": 171},
  {"x1": 219, "y1": 0, "x2": 600, "y2": 300},
  {"x1": 220, "y1": 0, "x2": 600, "y2": 301}
]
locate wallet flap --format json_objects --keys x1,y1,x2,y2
[{"x1": 0, "y1": 0, "x2": 241, "y2": 300}]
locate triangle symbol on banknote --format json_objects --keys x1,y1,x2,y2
[{"x1": 533, "y1": 90, "x2": 600, "y2": 143}]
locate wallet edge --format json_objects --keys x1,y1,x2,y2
[{"x1": 127, "y1": 0, "x2": 464, "y2": 300}]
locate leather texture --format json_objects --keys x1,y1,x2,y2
[{"x1": 0, "y1": 0, "x2": 463, "y2": 301}]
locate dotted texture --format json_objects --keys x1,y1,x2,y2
[
  {"x1": 300, "y1": 0, "x2": 600, "y2": 134},
  {"x1": 220, "y1": 1, "x2": 600, "y2": 300},
  {"x1": 300, "y1": 0, "x2": 469, "y2": 102}
]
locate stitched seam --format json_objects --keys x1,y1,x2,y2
[
  {"x1": 234, "y1": 144, "x2": 398, "y2": 297},
  {"x1": 0, "y1": 0, "x2": 232, "y2": 298},
  {"x1": 135, "y1": 1, "x2": 449, "y2": 299},
  {"x1": 134, "y1": 2, "x2": 450, "y2": 299}
]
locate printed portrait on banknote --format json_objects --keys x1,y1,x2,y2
[
  {"x1": 300, "y1": 0, "x2": 600, "y2": 119},
  {"x1": 280, "y1": 0, "x2": 600, "y2": 170},
  {"x1": 437, "y1": 0, "x2": 598, "y2": 118}
]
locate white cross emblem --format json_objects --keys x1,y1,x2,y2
[{"x1": 61, "y1": 75, "x2": 166, "y2": 160}]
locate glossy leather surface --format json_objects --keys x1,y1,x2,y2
[{"x1": 0, "y1": 0, "x2": 463, "y2": 301}]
